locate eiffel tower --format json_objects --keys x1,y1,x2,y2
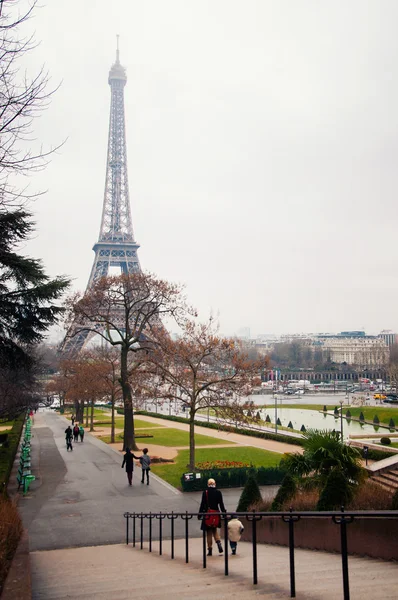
[{"x1": 61, "y1": 39, "x2": 141, "y2": 353}]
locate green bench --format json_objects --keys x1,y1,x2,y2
[{"x1": 17, "y1": 468, "x2": 35, "y2": 494}]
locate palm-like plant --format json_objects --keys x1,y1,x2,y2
[{"x1": 281, "y1": 429, "x2": 364, "y2": 486}]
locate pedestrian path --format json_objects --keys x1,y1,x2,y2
[{"x1": 30, "y1": 539, "x2": 398, "y2": 599}]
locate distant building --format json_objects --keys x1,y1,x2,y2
[
  {"x1": 314, "y1": 332, "x2": 388, "y2": 367},
  {"x1": 379, "y1": 330, "x2": 398, "y2": 347}
]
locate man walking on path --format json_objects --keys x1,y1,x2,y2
[
  {"x1": 65, "y1": 426, "x2": 73, "y2": 451},
  {"x1": 121, "y1": 448, "x2": 140, "y2": 486}
]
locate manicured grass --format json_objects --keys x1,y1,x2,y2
[
  {"x1": 151, "y1": 446, "x2": 282, "y2": 490},
  {"x1": 99, "y1": 427, "x2": 229, "y2": 447},
  {"x1": 94, "y1": 418, "x2": 162, "y2": 429},
  {"x1": 0, "y1": 419, "x2": 15, "y2": 428}
]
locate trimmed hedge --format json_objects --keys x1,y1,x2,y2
[
  {"x1": 0, "y1": 414, "x2": 25, "y2": 490},
  {"x1": 134, "y1": 411, "x2": 305, "y2": 447},
  {"x1": 181, "y1": 465, "x2": 286, "y2": 492}
]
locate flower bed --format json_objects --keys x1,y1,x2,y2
[{"x1": 195, "y1": 460, "x2": 250, "y2": 470}]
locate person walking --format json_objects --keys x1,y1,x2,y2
[
  {"x1": 73, "y1": 424, "x2": 79, "y2": 443},
  {"x1": 140, "y1": 448, "x2": 151, "y2": 485},
  {"x1": 121, "y1": 448, "x2": 140, "y2": 486},
  {"x1": 65, "y1": 426, "x2": 73, "y2": 451},
  {"x1": 71, "y1": 415, "x2": 75, "y2": 426},
  {"x1": 227, "y1": 516, "x2": 244, "y2": 555},
  {"x1": 79, "y1": 425, "x2": 85, "y2": 442},
  {"x1": 199, "y1": 478, "x2": 226, "y2": 556}
]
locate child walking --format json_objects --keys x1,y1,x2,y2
[
  {"x1": 140, "y1": 448, "x2": 151, "y2": 485},
  {"x1": 228, "y1": 516, "x2": 244, "y2": 555}
]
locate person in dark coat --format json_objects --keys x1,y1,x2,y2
[
  {"x1": 65, "y1": 426, "x2": 73, "y2": 451},
  {"x1": 73, "y1": 424, "x2": 79, "y2": 442},
  {"x1": 121, "y1": 448, "x2": 140, "y2": 486},
  {"x1": 199, "y1": 478, "x2": 226, "y2": 556}
]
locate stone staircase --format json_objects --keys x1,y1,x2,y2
[
  {"x1": 370, "y1": 468, "x2": 398, "y2": 493},
  {"x1": 30, "y1": 539, "x2": 398, "y2": 599}
]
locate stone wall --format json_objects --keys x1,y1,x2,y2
[{"x1": 241, "y1": 517, "x2": 398, "y2": 561}]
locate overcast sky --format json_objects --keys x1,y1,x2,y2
[{"x1": 18, "y1": 0, "x2": 398, "y2": 337}]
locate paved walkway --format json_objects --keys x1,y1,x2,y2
[
  {"x1": 17, "y1": 410, "x2": 278, "y2": 552},
  {"x1": 17, "y1": 410, "x2": 398, "y2": 599}
]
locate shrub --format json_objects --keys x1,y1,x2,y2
[
  {"x1": 236, "y1": 475, "x2": 262, "y2": 512},
  {"x1": 276, "y1": 418, "x2": 281, "y2": 426},
  {"x1": 265, "y1": 415, "x2": 271, "y2": 423},
  {"x1": 389, "y1": 418, "x2": 395, "y2": 430},
  {"x1": 0, "y1": 496, "x2": 22, "y2": 594},
  {"x1": 334, "y1": 407, "x2": 339, "y2": 417},
  {"x1": 359, "y1": 412, "x2": 365, "y2": 422},
  {"x1": 317, "y1": 468, "x2": 353, "y2": 511},
  {"x1": 380, "y1": 437, "x2": 391, "y2": 446},
  {"x1": 347, "y1": 481, "x2": 393, "y2": 511},
  {"x1": 196, "y1": 460, "x2": 250, "y2": 470},
  {"x1": 392, "y1": 488, "x2": 398, "y2": 510},
  {"x1": 180, "y1": 466, "x2": 286, "y2": 492},
  {"x1": 0, "y1": 415, "x2": 24, "y2": 489},
  {"x1": 300, "y1": 425, "x2": 306, "y2": 433},
  {"x1": 346, "y1": 410, "x2": 351, "y2": 419},
  {"x1": 287, "y1": 421, "x2": 293, "y2": 429},
  {"x1": 373, "y1": 415, "x2": 380, "y2": 424},
  {"x1": 271, "y1": 473, "x2": 296, "y2": 511},
  {"x1": 323, "y1": 405, "x2": 327, "y2": 412}
]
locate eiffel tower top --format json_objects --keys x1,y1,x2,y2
[{"x1": 109, "y1": 35, "x2": 127, "y2": 84}]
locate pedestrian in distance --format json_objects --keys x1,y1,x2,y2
[
  {"x1": 140, "y1": 448, "x2": 151, "y2": 485},
  {"x1": 71, "y1": 415, "x2": 75, "y2": 426},
  {"x1": 79, "y1": 425, "x2": 85, "y2": 442},
  {"x1": 65, "y1": 426, "x2": 73, "y2": 451},
  {"x1": 199, "y1": 478, "x2": 226, "y2": 556},
  {"x1": 121, "y1": 448, "x2": 140, "y2": 486},
  {"x1": 73, "y1": 424, "x2": 79, "y2": 443},
  {"x1": 228, "y1": 516, "x2": 244, "y2": 555}
]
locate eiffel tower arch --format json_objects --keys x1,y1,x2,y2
[{"x1": 61, "y1": 40, "x2": 141, "y2": 354}]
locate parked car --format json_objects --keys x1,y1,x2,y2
[
  {"x1": 383, "y1": 398, "x2": 398, "y2": 405},
  {"x1": 374, "y1": 393, "x2": 387, "y2": 400}
]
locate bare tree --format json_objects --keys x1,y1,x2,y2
[
  {"x1": 147, "y1": 317, "x2": 268, "y2": 470},
  {"x1": 65, "y1": 272, "x2": 189, "y2": 449}
]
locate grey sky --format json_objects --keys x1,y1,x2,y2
[{"x1": 21, "y1": 1, "x2": 398, "y2": 337}]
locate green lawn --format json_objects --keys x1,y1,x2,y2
[
  {"x1": 151, "y1": 446, "x2": 282, "y2": 490},
  {"x1": 99, "y1": 427, "x2": 229, "y2": 447},
  {"x1": 94, "y1": 418, "x2": 162, "y2": 429}
]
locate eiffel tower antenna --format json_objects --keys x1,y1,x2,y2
[{"x1": 61, "y1": 41, "x2": 141, "y2": 353}]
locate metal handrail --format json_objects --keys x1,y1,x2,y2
[{"x1": 123, "y1": 510, "x2": 398, "y2": 600}]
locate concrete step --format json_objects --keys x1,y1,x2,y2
[
  {"x1": 30, "y1": 540, "x2": 398, "y2": 599},
  {"x1": 371, "y1": 470, "x2": 398, "y2": 492},
  {"x1": 371, "y1": 476, "x2": 397, "y2": 493}
]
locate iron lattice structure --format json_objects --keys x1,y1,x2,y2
[{"x1": 61, "y1": 42, "x2": 141, "y2": 354}]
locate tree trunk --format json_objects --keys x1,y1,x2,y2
[
  {"x1": 121, "y1": 345, "x2": 138, "y2": 450},
  {"x1": 76, "y1": 401, "x2": 84, "y2": 423},
  {"x1": 188, "y1": 406, "x2": 195, "y2": 470},
  {"x1": 90, "y1": 400, "x2": 94, "y2": 432},
  {"x1": 85, "y1": 402, "x2": 89, "y2": 428},
  {"x1": 111, "y1": 392, "x2": 115, "y2": 444}
]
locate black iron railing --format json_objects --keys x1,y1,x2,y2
[{"x1": 123, "y1": 509, "x2": 398, "y2": 600}]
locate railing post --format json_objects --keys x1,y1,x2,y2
[
  {"x1": 332, "y1": 507, "x2": 354, "y2": 600},
  {"x1": 171, "y1": 512, "x2": 175, "y2": 559},
  {"x1": 125, "y1": 513, "x2": 129, "y2": 545},
  {"x1": 140, "y1": 513, "x2": 144, "y2": 549},
  {"x1": 202, "y1": 526, "x2": 207, "y2": 569},
  {"x1": 252, "y1": 513, "x2": 258, "y2": 585},
  {"x1": 159, "y1": 512, "x2": 163, "y2": 555},
  {"x1": 132, "y1": 514, "x2": 136, "y2": 548},
  {"x1": 223, "y1": 514, "x2": 229, "y2": 576},
  {"x1": 149, "y1": 513, "x2": 152, "y2": 553},
  {"x1": 185, "y1": 511, "x2": 189, "y2": 564},
  {"x1": 282, "y1": 509, "x2": 300, "y2": 598}
]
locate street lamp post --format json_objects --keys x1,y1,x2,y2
[
  {"x1": 274, "y1": 391, "x2": 278, "y2": 434},
  {"x1": 339, "y1": 399, "x2": 344, "y2": 441}
]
